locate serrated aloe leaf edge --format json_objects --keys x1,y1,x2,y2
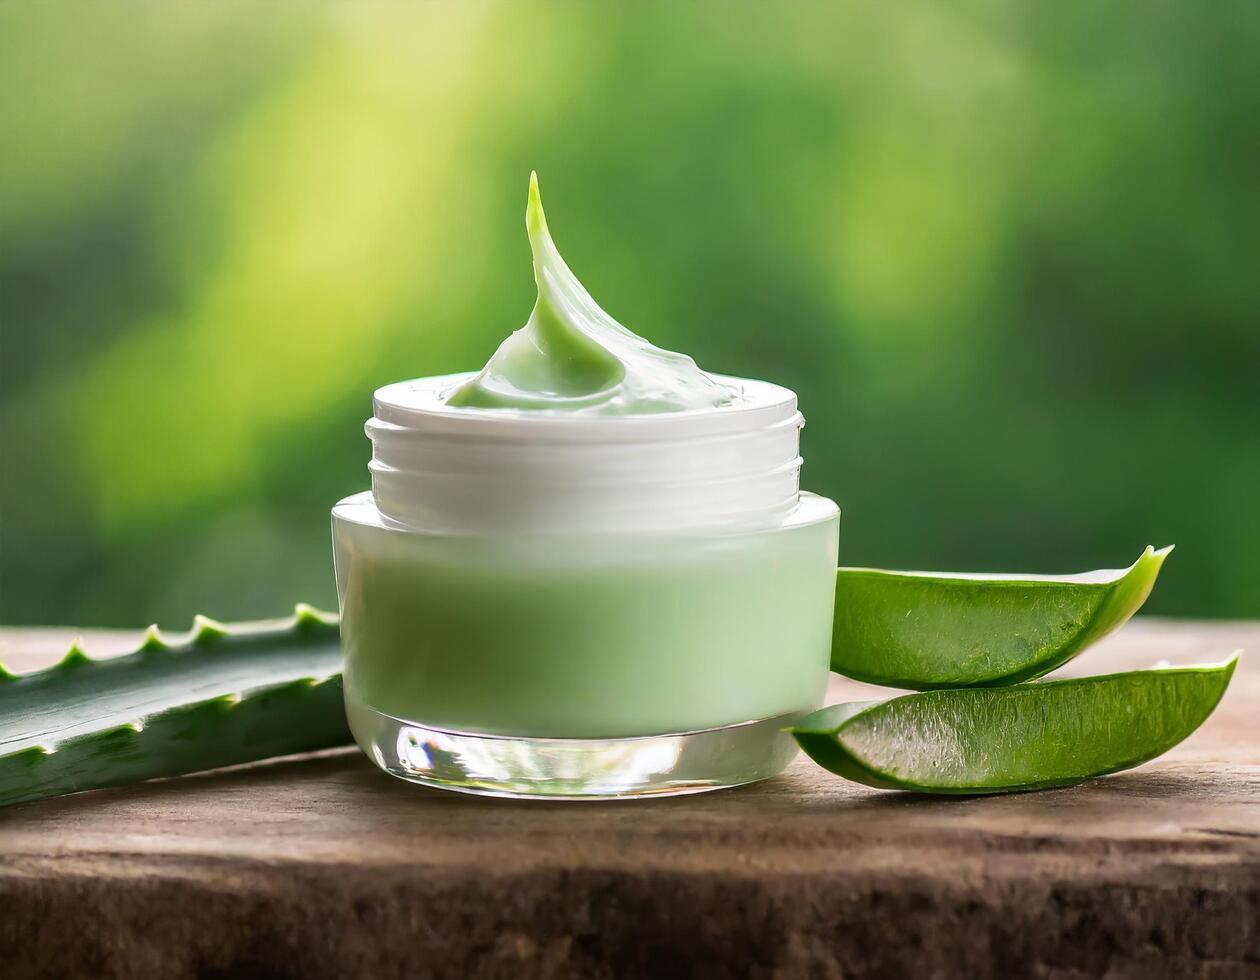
[
  {"x1": 830, "y1": 545, "x2": 1172, "y2": 690},
  {"x1": 792, "y1": 658, "x2": 1238, "y2": 795},
  {"x1": 0, "y1": 604, "x2": 350, "y2": 808}
]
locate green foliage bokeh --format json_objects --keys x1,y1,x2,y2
[{"x1": 2, "y1": 2, "x2": 1258, "y2": 626}]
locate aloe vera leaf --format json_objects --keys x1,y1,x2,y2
[
  {"x1": 793, "y1": 658, "x2": 1237, "y2": 795},
  {"x1": 0, "y1": 605, "x2": 349, "y2": 808},
  {"x1": 831, "y1": 545, "x2": 1172, "y2": 689}
]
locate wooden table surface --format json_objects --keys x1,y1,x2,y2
[{"x1": 1, "y1": 619, "x2": 1256, "y2": 979}]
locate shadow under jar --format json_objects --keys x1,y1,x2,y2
[{"x1": 332, "y1": 373, "x2": 840, "y2": 799}]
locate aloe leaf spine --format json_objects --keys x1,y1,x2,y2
[{"x1": 0, "y1": 605, "x2": 349, "y2": 808}]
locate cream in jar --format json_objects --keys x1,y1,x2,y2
[{"x1": 332, "y1": 175, "x2": 839, "y2": 798}]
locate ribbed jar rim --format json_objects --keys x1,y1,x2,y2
[{"x1": 366, "y1": 372, "x2": 804, "y2": 534}]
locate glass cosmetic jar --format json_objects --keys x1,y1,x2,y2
[{"x1": 332, "y1": 373, "x2": 840, "y2": 799}]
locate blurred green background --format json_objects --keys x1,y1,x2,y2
[{"x1": 2, "y1": 2, "x2": 1258, "y2": 627}]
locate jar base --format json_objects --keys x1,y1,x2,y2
[{"x1": 346, "y1": 703, "x2": 804, "y2": 800}]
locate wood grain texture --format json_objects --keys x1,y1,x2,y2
[{"x1": 1, "y1": 619, "x2": 1256, "y2": 979}]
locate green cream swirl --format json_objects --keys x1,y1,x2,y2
[{"x1": 446, "y1": 173, "x2": 737, "y2": 415}]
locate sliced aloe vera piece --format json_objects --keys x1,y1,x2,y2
[
  {"x1": 831, "y1": 546, "x2": 1171, "y2": 689},
  {"x1": 793, "y1": 659, "x2": 1236, "y2": 794},
  {"x1": 0, "y1": 606, "x2": 349, "y2": 808}
]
